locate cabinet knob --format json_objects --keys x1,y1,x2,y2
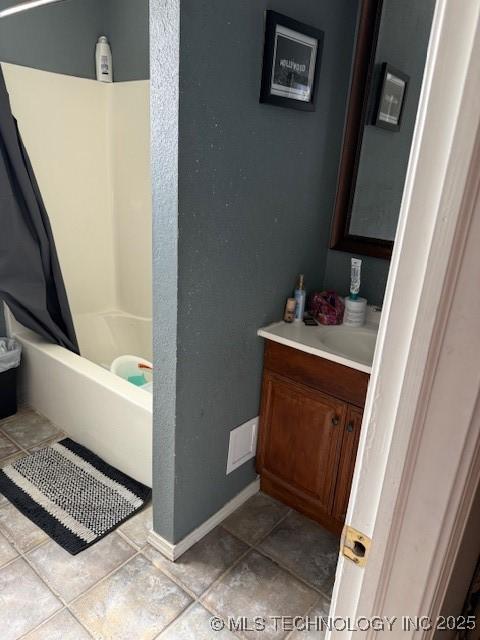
[
  {"x1": 331, "y1": 415, "x2": 340, "y2": 426},
  {"x1": 346, "y1": 422, "x2": 354, "y2": 432}
]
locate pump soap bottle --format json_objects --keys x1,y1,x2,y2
[{"x1": 294, "y1": 274, "x2": 306, "y2": 322}]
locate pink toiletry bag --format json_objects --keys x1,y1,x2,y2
[{"x1": 309, "y1": 291, "x2": 345, "y2": 325}]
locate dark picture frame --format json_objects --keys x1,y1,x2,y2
[
  {"x1": 373, "y1": 63, "x2": 409, "y2": 131},
  {"x1": 259, "y1": 10, "x2": 324, "y2": 111}
]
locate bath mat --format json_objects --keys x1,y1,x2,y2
[{"x1": 0, "y1": 438, "x2": 151, "y2": 554}]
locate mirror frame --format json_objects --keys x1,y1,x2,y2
[{"x1": 329, "y1": 0, "x2": 393, "y2": 260}]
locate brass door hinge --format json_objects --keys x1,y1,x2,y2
[{"x1": 342, "y1": 525, "x2": 372, "y2": 567}]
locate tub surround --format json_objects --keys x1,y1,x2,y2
[
  {"x1": 1, "y1": 63, "x2": 152, "y2": 321},
  {"x1": 74, "y1": 311, "x2": 152, "y2": 368}
]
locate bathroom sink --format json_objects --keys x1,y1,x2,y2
[
  {"x1": 315, "y1": 325, "x2": 377, "y2": 366},
  {"x1": 258, "y1": 320, "x2": 379, "y2": 373}
]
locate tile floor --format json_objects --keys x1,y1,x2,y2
[{"x1": 0, "y1": 408, "x2": 339, "y2": 640}]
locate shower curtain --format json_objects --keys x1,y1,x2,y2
[{"x1": 0, "y1": 67, "x2": 79, "y2": 353}]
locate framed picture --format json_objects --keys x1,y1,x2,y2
[
  {"x1": 259, "y1": 10, "x2": 324, "y2": 111},
  {"x1": 374, "y1": 63, "x2": 409, "y2": 131}
]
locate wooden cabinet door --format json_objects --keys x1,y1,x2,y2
[
  {"x1": 257, "y1": 372, "x2": 347, "y2": 514},
  {"x1": 331, "y1": 406, "x2": 363, "y2": 523}
]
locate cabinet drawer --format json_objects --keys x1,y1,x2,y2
[{"x1": 264, "y1": 340, "x2": 369, "y2": 407}]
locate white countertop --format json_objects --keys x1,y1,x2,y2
[{"x1": 257, "y1": 320, "x2": 379, "y2": 374}]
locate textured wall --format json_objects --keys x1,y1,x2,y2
[
  {"x1": 323, "y1": 0, "x2": 435, "y2": 305},
  {"x1": 151, "y1": 0, "x2": 180, "y2": 543},
  {"x1": 106, "y1": 0, "x2": 150, "y2": 82},
  {"x1": 323, "y1": 251, "x2": 390, "y2": 307},
  {"x1": 0, "y1": 0, "x2": 149, "y2": 81},
  {"x1": 158, "y1": 0, "x2": 359, "y2": 542}
]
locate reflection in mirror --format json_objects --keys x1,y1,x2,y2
[{"x1": 330, "y1": 0, "x2": 435, "y2": 259}]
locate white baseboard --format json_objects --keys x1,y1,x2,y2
[{"x1": 147, "y1": 477, "x2": 260, "y2": 561}]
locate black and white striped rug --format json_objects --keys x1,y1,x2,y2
[{"x1": 0, "y1": 438, "x2": 151, "y2": 554}]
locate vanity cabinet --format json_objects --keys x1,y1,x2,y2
[{"x1": 256, "y1": 340, "x2": 369, "y2": 536}]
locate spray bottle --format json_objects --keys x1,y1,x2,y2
[{"x1": 294, "y1": 274, "x2": 306, "y2": 322}]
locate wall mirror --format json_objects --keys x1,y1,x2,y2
[{"x1": 330, "y1": 0, "x2": 435, "y2": 259}]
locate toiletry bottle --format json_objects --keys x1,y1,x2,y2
[
  {"x1": 344, "y1": 258, "x2": 367, "y2": 326},
  {"x1": 96, "y1": 36, "x2": 113, "y2": 83},
  {"x1": 349, "y1": 258, "x2": 362, "y2": 300},
  {"x1": 294, "y1": 274, "x2": 306, "y2": 321},
  {"x1": 284, "y1": 298, "x2": 296, "y2": 323}
]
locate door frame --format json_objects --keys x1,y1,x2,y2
[{"x1": 328, "y1": 0, "x2": 480, "y2": 634}]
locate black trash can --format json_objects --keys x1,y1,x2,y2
[{"x1": 0, "y1": 338, "x2": 21, "y2": 420}]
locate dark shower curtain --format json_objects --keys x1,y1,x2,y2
[{"x1": 0, "y1": 67, "x2": 79, "y2": 354}]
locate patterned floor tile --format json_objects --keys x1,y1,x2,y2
[
  {"x1": 202, "y1": 550, "x2": 318, "y2": 640},
  {"x1": 144, "y1": 526, "x2": 248, "y2": 596},
  {"x1": 288, "y1": 595, "x2": 331, "y2": 639},
  {"x1": 0, "y1": 557, "x2": 62, "y2": 640},
  {"x1": 0, "y1": 432, "x2": 19, "y2": 460},
  {"x1": 71, "y1": 554, "x2": 192, "y2": 640},
  {"x1": 258, "y1": 511, "x2": 339, "y2": 595},
  {"x1": 0, "y1": 411, "x2": 341, "y2": 640},
  {"x1": 0, "y1": 452, "x2": 27, "y2": 507},
  {"x1": 28, "y1": 434, "x2": 66, "y2": 453},
  {"x1": 0, "y1": 502, "x2": 48, "y2": 553},
  {"x1": 0, "y1": 530, "x2": 18, "y2": 568},
  {"x1": 222, "y1": 492, "x2": 290, "y2": 546},
  {"x1": 0, "y1": 408, "x2": 63, "y2": 449},
  {"x1": 27, "y1": 533, "x2": 135, "y2": 602},
  {"x1": 118, "y1": 504, "x2": 152, "y2": 548},
  {"x1": 23, "y1": 609, "x2": 92, "y2": 639},
  {"x1": 159, "y1": 602, "x2": 238, "y2": 639}
]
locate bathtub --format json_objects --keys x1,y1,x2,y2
[
  {"x1": 4, "y1": 307, "x2": 152, "y2": 487},
  {"x1": 74, "y1": 310, "x2": 152, "y2": 367}
]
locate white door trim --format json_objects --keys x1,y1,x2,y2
[{"x1": 329, "y1": 0, "x2": 480, "y2": 634}]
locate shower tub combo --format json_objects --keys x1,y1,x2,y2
[
  {"x1": 0, "y1": 59, "x2": 153, "y2": 488},
  {"x1": 5, "y1": 308, "x2": 153, "y2": 487}
]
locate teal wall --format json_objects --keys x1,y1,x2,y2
[
  {"x1": 152, "y1": 0, "x2": 360, "y2": 543},
  {"x1": 323, "y1": 251, "x2": 390, "y2": 307}
]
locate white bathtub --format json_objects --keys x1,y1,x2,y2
[
  {"x1": 74, "y1": 310, "x2": 152, "y2": 367},
  {"x1": 5, "y1": 307, "x2": 152, "y2": 487}
]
